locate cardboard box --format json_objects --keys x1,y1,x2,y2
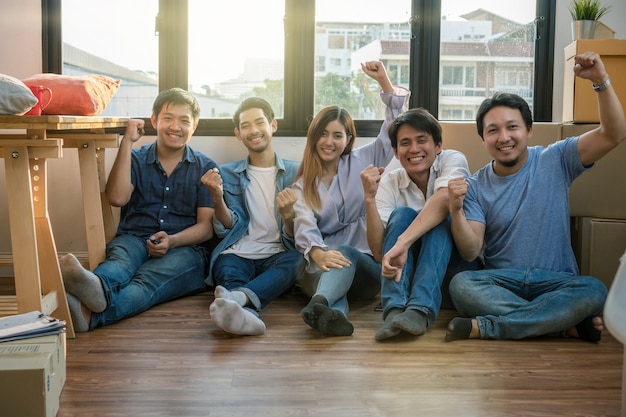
[
  {"x1": 563, "y1": 39, "x2": 626, "y2": 123},
  {"x1": 0, "y1": 333, "x2": 66, "y2": 417},
  {"x1": 3, "y1": 334, "x2": 67, "y2": 386},
  {"x1": 572, "y1": 217, "x2": 626, "y2": 288},
  {"x1": 563, "y1": 123, "x2": 626, "y2": 220}
]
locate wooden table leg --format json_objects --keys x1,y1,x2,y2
[
  {"x1": 4, "y1": 145, "x2": 43, "y2": 313},
  {"x1": 36, "y1": 217, "x2": 75, "y2": 338},
  {"x1": 60, "y1": 132, "x2": 120, "y2": 268},
  {"x1": 97, "y1": 146, "x2": 117, "y2": 243},
  {"x1": 31, "y1": 156, "x2": 75, "y2": 338},
  {"x1": 77, "y1": 140, "x2": 107, "y2": 270},
  {"x1": 3, "y1": 145, "x2": 75, "y2": 338}
]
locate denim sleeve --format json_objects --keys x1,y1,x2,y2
[{"x1": 212, "y1": 210, "x2": 238, "y2": 238}]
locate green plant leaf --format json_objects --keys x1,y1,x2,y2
[{"x1": 569, "y1": 0, "x2": 612, "y2": 21}]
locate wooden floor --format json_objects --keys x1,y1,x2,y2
[
  {"x1": 46, "y1": 287, "x2": 621, "y2": 417},
  {"x1": 0, "y1": 277, "x2": 623, "y2": 417}
]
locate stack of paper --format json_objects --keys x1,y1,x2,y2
[{"x1": 0, "y1": 311, "x2": 65, "y2": 343}]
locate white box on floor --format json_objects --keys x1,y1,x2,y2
[{"x1": 0, "y1": 333, "x2": 66, "y2": 417}]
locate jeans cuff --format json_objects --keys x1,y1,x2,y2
[{"x1": 236, "y1": 287, "x2": 261, "y2": 311}]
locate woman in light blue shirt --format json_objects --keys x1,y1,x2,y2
[{"x1": 293, "y1": 61, "x2": 409, "y2": 336}]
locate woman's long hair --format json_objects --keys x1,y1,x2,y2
[{"x1": 296, "y1": 105, "x2": 356, "y2": 210}]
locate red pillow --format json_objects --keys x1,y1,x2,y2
[{"x1": 22, "y1": 73, "x2": 121, "y2": 116}]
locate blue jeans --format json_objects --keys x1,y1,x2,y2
[
  {"x1": 380, "y1": 206, "x2": 454, "y2": 325},
  {"x1": 90, "y1": 234, "x2": 209, "y2": 329},
  {"x1": 297, "y1": 244, "x2": 381, "y2": 317},
  {"x1": 212, "y1": 251, "x2": 302, "y2": 311},
  {"x1": 449, "y1": 268, "x2": 608, "y2": 339}
]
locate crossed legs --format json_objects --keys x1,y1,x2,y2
[{"x1": 445, "y1": 268, "x2": 607, "y2": 342}]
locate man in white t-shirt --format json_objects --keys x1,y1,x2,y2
[
  {"x1": 201, "y1": 97, "x2": 302, "y2": 335},
  {"x1": 361, "y1": 108, "x2": 477, "y2": 341}
]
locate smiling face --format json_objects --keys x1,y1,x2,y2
[
  {"x1": 151, "y1": 102, "x2": 198, "y2": 152},
  {"x1": 234, "y1": 107, "x2": 277, "y2": 155},
  {"x1": 481, "y1": 105, "x2": 532, "y2": 176},
  {"x1": 394, "y1": 124, "x2": 441, "y2": 184},
  {"x1": 315, "y1": 119, "x2": 350, "y2": 168}
]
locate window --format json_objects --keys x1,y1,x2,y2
[
  {"x1": 442, "y1": 66, "x2": 467, "y2": 86},
  {"x1": 60, "y1": 0, "x2": 158, "y2": 117},
  {"x1": 328, "y1": 35, "x2": 346, "y2": 49},
  {"x1": 47, "y1": 0, "x2": 555, "y2": 137},
  {"x1": 188, "y1": 0, "x2": 285, "y2": 119},
  {"x1": 314, "y1": 0, "x2": 411, "y2": 120},
  {"x1": 315, "y1": 56, "x2": 326, "y2": 73},
  {"x1": 439, "y1": 0, "x2": 541, "y2": 120}
]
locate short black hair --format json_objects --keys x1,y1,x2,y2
[
  {"x1": 233, "y1": 97, "x2": 275, "y2": 128},
  {"x1": 152, "y1": 87, "x2": 200, "y2": 120},
  {"x1": 476, "y1": 92, "x2": 533, "y2": 138},
  {"x1": 387, "y1": 108, "x2": 442, "y2": 149}
]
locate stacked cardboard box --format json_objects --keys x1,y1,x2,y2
[
  {"x1": 563, "y1": 39, "x2": 626, "y2": 123},
  {"x1": 0, "y1": 333, "x2": 66, "y2": 417}
]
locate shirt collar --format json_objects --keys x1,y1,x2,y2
[
  {"x1": 146, "y1": 141, "x2": 194, "y2": 164},
  {"x1": 397, "y1": 152, "x2": 442, "y2": 189},
  {"x1": 234, "y1": 152, "x2": 284, "y2": 173}
]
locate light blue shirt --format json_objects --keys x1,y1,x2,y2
[
  {"x1": 463, "y1": 137, "x2": 588, "y2": 274},
  {"x1": 293, "y1": 88, "x2": 410, "y2": 271}
]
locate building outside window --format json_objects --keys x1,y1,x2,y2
[{"x1": 56, "y1": 0, "x2": 548, "y2": 136}]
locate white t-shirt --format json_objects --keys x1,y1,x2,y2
[{"x1": 222, "y1": 165, "x2": 284, "y2": 259}]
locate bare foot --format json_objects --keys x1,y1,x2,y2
[
  {"x1": 593, "y1": 316, "x2": 604, "y2": 332},
  {"x1": 469, "y1": 319, "x2": 481, "y2": 338}
]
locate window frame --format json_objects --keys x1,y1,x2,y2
[{"x1": 43, "y1": 0, "x2": 555, "y2": 137}]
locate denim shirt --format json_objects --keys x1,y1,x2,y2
[{"x1": 205, "y1": 153, "x2": 300, "y2": 286}]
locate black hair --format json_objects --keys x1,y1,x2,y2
[
  {"x1": 476, "y1": 92, "x2": 533, "y2": 138},
  {"x1": 152, "y1": 87, "x2": 201, "y2": 120},
  {"x1": 387, "y1": 107, "x2": 442, "y2": 149},
  {"x1": 233, "y1": 97, "x2": 275, "y2": 128}
]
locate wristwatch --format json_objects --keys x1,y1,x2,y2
[{"x1": 593, "y1": 77, "x2": 611, "y2": 92}]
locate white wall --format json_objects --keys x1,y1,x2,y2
[{"x1": 0, "y1": 0, "x2": 42, "y2": 78}]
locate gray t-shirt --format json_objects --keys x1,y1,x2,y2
[{"x1": 463, "y1": 137, "x2": 588, "y2": 274}]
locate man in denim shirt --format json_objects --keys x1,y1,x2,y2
[
  {"x1": 202, "y1": 97, "x2": 301, "y2": 336},
  {"x1": 60, "y1": 88, "x2": 217, "y2": 331}
]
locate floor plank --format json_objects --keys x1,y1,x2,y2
[{"x1": 52, "y1": 289, "x2": 623, "y2": 417}]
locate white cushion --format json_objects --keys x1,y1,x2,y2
[{"x1": 0, "y1": 73, "x2": 38, "y2": 115}]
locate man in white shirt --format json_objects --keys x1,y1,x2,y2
[{"x1": 361, "y1": 108, "x2": 477, "y2": 341}]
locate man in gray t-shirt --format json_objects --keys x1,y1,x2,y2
[{"x1": 446, "y1": 51, "x2": 626, "y2": 343}]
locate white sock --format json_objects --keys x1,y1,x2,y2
[
  {"x1": 214, "y1": 285, "x2": 247, "y2": 306},
  {"x1": 209, "y1": 298, "x2": 266, "y2": 336},
  {"x1": 66, "y1": 293, "x2": 90, "y2": 333}
]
